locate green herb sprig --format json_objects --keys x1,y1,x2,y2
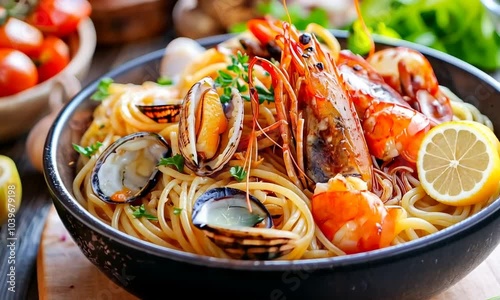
[
  {"x1": 214, "y1": 52, "x2": 274, "y2": 104},
  {"x1": 130, "y1": 204, "x2": 158, "y2": 221},
  {"x1": 230, "y1": 166, "x2": 247, "y2": 182},
  {"x1": 157, "y1": 76, "x2": 173, "y2": 86},
  {"x1": 91, "y1": 78, "x2": 114, "y2": 101},
  {"x1": 159, "y1": 154, "x2": 185, "y2": 172},
  {"x1": 72, "y1": 141, "x2": 103, "y2": 158},
  {"x1": 173, "y1": 207, "x2": 183, "y2": 216},
  {"x1": 215, "y1": 52, "x2": 249, "y2": 103}
]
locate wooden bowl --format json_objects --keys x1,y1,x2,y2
[
  {"x1": 0, "y1": 18, "x2": 97, "y2": 143},
  {"x1": 89, "y1": 0, "x2": 176, "y2": 45}
]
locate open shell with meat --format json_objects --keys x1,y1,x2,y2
[
  {"x1": 91, "y1": 132, "x2": 171, "y2": 204},
  {"x1": 192, "y1": 187, "x2": 300, "y2": 260},
  {"x1": 178, "y1": 76, "x2": 245, "y2": 176}
]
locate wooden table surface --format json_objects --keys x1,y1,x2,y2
[{"x1": 0, "y1": 28, "x2": 499, "y2": 300}]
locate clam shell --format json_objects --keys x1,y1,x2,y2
[
  {"x1": 178, "y1": 77, "x2": 244, "y2": 176},
  {"x1": 91, "y1": 132, "x2": 170, "y2": 204},
  {"x1": 192, "y1": 187, "x2": 299, "y2": 260},
  {"x1": 136, "y1": 104, "x2": 182, "y2": 123},
  {"x1": 203, "y1": 226, "x2": 299, "y2": 260}
]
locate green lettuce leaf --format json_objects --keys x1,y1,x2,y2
[{"x1": 357, "y1": 0, "x2": 500, "y2": 70}]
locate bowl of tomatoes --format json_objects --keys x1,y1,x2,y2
[{"x1": 0, "y1": 0, "x2": 96, "y2": 142}]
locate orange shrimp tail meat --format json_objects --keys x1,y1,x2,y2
[
  {"x1": 312, "y1": 174, "x2": 398, "y2": 254},
  {"x1": 362, "y1": 102, "x2": 433, "y2": 163}
]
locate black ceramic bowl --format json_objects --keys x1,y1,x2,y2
[{"x1": 43, "y1": 31, "x2": 500, "y2": 300}]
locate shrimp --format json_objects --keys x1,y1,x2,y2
[
  {"x1": 363, "y1": 102, "x2": 433, "y2": 163},
  {"x1": 245, "y1": 14, "x2": 407, "y2": 254},
  {"x1": 288, "y1": 31, "x2": 373, "y2": 187},
  {"x1": 336, "y1": 50, "x2": 435, "y2": 164},
  {"x1": 366, "y1": 47, "x2": 453, "y2": 124},
  {"x1": 312, "y1": 174, "x2": 398, "y2": 254},
  {"x1": 329, "y1": 0, "x2": 449, "y2": 165},
  {"x1": 247, "y1": 16, "x2": 374, "y2": 190},
  {"x1": 337, "y1": 49, "x2": 410, "y2": 116}
]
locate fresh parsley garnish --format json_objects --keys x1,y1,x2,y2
[
  {"x1": 130, "y1": 204, "x2": 158, "y2": 220},
  {"x1": 159, "y1": 154, "x2": 184, "y2": 172},
  {"x1": 214, "y1": 52, "x2": 274, "y2": 104},
  {"x1": 72, "y1": 141, "x2": 103, "y2": 158},
  {"x1": 173, "y1": 207, "x2": 183, "y2": 216},
  {"x1": 157, "y1": 76, "x2": 173, "y2": 86},
  {"x1": 215, "y1": 52, "x2": 249, "y2": 103},
  {"x1": 230, "y1": 166, "x2": 247, "y2": 182},
  {"x1": 91, "y1": 77, "x2": 114, "y2": 101}
]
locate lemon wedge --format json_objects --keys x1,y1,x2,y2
[
  {"x1": 0, "y1": 155, "x2": 22, "y2": 225},
  {"x1": 416, "y1": 120, "x2": 500, "y2": 206}
]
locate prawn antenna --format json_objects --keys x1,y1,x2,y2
[
  {"x1": 354, "y1": 0, "x2": 375, "y2": 58},
  {"x1": 282, "y1": 0, "x2": 292, "y2": 26}
]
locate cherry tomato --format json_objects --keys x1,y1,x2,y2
[
  {"x1": 0, "y1": 17, "x2": 43, "y2": 55},
  {"x1": 30, "y1": 36, "x2": 70, "y2": 83},
  {"x1": 26, "y1": 0, "x2": 92, "y2": 37},
  {"x1": 0, "y1": 48, "x2": 38, "y2": 98}
]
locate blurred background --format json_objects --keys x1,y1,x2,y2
[{"x1": 88, "y1": 0, "x2": 500, "y2": 72}]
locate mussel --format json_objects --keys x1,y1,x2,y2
[
  {"x1": 178, "y1": 77, "x2": 244, "y2": 176},
  {"x1": 192, "y1": 187, "x2": 300, "y2": 260},
  {"x1": 91, "y1": 132, "x2": 171, "y2": 204}
]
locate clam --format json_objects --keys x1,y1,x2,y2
[
  {"x1": 178, "y1": 77, "x2": 244, "y2": 176},
  {"x1": 136, "y1": 104, "x2": 182, "y2": 124},
  {"x1": 192, "y1": 187, "x2": 300, "y2": 260},
  {"x1": 91, "y1": 132, "x2": 171, "y2": 204}
]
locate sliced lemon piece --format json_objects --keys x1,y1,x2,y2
[
  {"x1": 417, "y1": 120, "x2": 500, "y2": 206},
  {"x1": 460, "y1": 120, "x2": 500, "y2": 156},
  {"x1": 0, "y1": 155, "x2": 22, "y2": 225}
]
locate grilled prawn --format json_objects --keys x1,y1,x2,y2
[
  {"x1": 337, "y1": 50, "x2": 435, "y2": 163},
  {"x1": 366, "y1": 47, "x2": 453, "y2": 124},
  {"x1": 247, "y1": 17, "x2": 373, "y2": 190}
]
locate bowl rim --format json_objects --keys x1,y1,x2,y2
[
  {"x1": 44, "y1": 29, "x2": 500, "y2": 271},
  {"x1": 0, "y1": 17, "x2": 97, "y2": 107}
]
